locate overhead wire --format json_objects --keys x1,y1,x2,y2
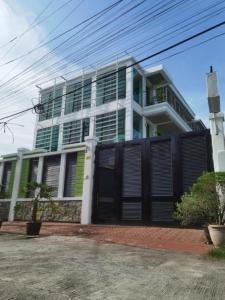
[
  {"x1": 1, "y1": 18, "x2": 225, "y2": 123},
  {"x1": 0, "y1": 0, "x2": 220, "y2": 106},
  {"x1": 0, "y1": 0, "x2": 190, "y2": 101}
]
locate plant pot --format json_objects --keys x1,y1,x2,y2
[
  {"x1": 26, "y1": 222, "x2": 42, "y2": 236},
  {"x1": 208, "y1": 225, "x2": 225, "y2": 247}
]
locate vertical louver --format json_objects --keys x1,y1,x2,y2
[
  {"x1": 93, "y1": 130, "x2": 212, "y2": 224},
  {"x1": 122, "y1": 145, "x2": 142, "y2": 197},
  {"x1": 42, "y1": 155, "x2": 60, "y2": 197},
  {"x1": 64, "y1": 153, "x2": 76, "y2": 197},
  {"x1": 181, "y1": 135, "x2": 208, "y2": 192},
  {"x1": 150, "y1": 140, "x2": 173, "y2": 196},
  {"x1": 97, "y1": 148, "x2": 116, "y2": 221}
]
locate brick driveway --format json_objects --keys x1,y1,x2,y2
[{"x1": 1, "y1": 222, "x2": 211, "y2": 254}]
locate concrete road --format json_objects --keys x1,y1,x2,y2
[{"x1": 0, "y1": 233, "x2": 224, "y2": 300}]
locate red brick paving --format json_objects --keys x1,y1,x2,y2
[{"x1": 0, "y1": 221, "x2": 211, "y2": 254}]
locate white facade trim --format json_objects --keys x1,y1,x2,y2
[{"x1": 143, "y1": 102, "x2": 192, "y2": 132}]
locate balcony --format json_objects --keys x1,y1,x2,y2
[{"x1": 144, "y1": 85, "x2": 195, "y2": 134}]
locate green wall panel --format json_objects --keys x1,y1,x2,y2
[
  {"x1": 74, "y1": 151, "x2": 85, "y2": 197},
  {"x1": 7, "y1": 160, "x2": 16, "y2": 198},
  {"x1": 18, "y1": 159, "x2": 30, "y2": 198}
]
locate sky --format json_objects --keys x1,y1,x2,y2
[{"x1": 0, "y1": 0, "x2": 225, "y2": 155}]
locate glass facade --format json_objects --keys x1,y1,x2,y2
[
  {"x1": 65, "y1": 78, "x2": 92, "y2": 114},
  {"x1": 39, "y1": 88, "x2": 62, "y2": 121},
  {"x1": 95, "y1": 109, "x2": 125, "y2": 144},
  {"x1": 63, "y1": 118, "x2": 89, "y2": 145},
  {"x1": 35, "y1": 125, "x2": 59, "y2": 152},
  {"x1": 133, "y1": 111, "x2": 143, "y2": 139},
  {"x1": 96, "y1": 67, "x2": 126, "y2": 106},
  {"x1": 133, "y1": 68, "x2": 143, "y2": 106}
]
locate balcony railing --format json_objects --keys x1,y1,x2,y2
[{"x1": 146, "y1": 85, "x2": 193, "y2": 125}]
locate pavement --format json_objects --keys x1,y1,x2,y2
[
  {"x1": 0, "y1": 233, "x2": 224, "y2": 300},
  {"x1": 1, "y1": 222, "x2": 211, "y2": 254}
]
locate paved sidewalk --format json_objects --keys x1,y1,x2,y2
[
  {"x1": 0, "y1": 234, "x2": 223, "y2": 300},
  {"x1": 1, "y1": 222, "x2": 211, "y2": 254}
]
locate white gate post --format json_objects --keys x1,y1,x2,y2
[
  {"x1": 81, "y1": 136, "x2": 97, "y2": 224},
  {"x1": 8, "y1": 150, "x2": 23, "y2": 221},
  {"x1": 207, "y1": 67, "x2": 225, "y2": 171}
]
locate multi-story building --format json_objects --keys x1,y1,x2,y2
[
  {"x1": 0, "y1": 56, "x2": 206, "y2": 223},
  {"x1": 34, "y1": 56, "x2": 205, "y2": 153}
]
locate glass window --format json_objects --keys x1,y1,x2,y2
[
  {"x1": 35, "y1": 125, "x2": 59, "y2": 152},
  {"x1": 95, "y1": 109, "x2": 125, "y2": 144},
  {"x1": 96, "y1": 67, "x2": 126, "y2": 106},
  {"x1": 146, "y1": 123, "x2": 151, "y2": 138},
  {"x1": 63, "y1": 118, "x2": 90, "y2": 145},
  {"x1": 39, "y1": 88, "x2": 62, "y2": 121},
  {"x1": 133, "y1": 68, "x2": 143, "y2": 106},
  {"x1": 146, "y1": 86, "x2": 151, "y2": 106},
  {"x1": 133, "y1": 111, "x2": 143, "y2": 140},
  {"x1": 65, "y1": 78, "x2": 92, "y2": 114}
]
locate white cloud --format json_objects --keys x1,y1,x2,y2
[{"x1": 0, "y1": 1, "x2": 77, "y2": 155}]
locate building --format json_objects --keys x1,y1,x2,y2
[
  {"x1": 0, "y1": 56, "x2": 206, "y2": 223},
  {"x1": 35, "y1": 56, "x2": 205, "y2": 152}
]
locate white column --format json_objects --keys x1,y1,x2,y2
[
  {"x1": 58, "y1": 153, "x2": 66, "y2": 198},
  {"x1": 209, "y1": 113, "x2": 225, "y2": 171},
  {"x1": 90, "y1": 74, "x2": 97, "y2": 136},
  {"x1": 36, "y1": 156, "x2": 44, "y2": 184},
  {"x1": 8, "y1": 152, "x2": 23, "y2": 221},
  {"x1": 58, "y1": 83, "x2": 67, "y2": 151},
  {"x1": 81, "y1": 136, "x2": 97, "y2": 224},
  {"x1": 0, "y1": 162, "x2": 4, "y2": 186},
  {"x1": 207, "y1": 68, "x2": 225, "y2": 171},
  {"x1": 125, "y1": 66, "x2": 133, "y2": 140}
]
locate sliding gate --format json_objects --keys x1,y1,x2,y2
[{"x1": 92, "y1": 130, "x2": 213, "y2": 224}]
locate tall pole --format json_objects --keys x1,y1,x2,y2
[{"x1": 207, "y1": 66, "x2": 225, "y2": 171}]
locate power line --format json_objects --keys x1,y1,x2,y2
[
  {"x1": 0, "y1": 0, "x2": 219, "y2": 108},
  {"x1": 0, "y1": 0, "x2": 220, "y2": 109},
  {"x1": 0, "y1": 0, "x2": 124, "y2": 67},
  {"x1": 0, "y1": 0, "x2": 55, "y2": 50},
  {"x1": 1, "y1": 19, "x2": 225, "y2": 122},
  {"x1": 0, "y1": 0, "x2": 187, "y2": 100}
]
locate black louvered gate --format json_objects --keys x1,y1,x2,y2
[{"x1": 92, "y1": 130, "x2": 213, "y2": 225}]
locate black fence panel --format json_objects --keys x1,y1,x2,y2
[{"x1": 92, "y1": 129, "x2": 213, "y2": 225}]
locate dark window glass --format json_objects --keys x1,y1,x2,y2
[
  {"x1": 39, "y1": 88, "x2": 62, "y2": 121},
  {"x1": 63, "y1": 118, "x2": 90, "y2": 145}
]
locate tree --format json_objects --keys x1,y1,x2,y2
[{"x1": 15, "y1": 181, "x2": 58, "y2": 222}]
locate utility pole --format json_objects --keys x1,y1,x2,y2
[{"x1": 207, "y1": 66, "x2": 225, "y2": 171}]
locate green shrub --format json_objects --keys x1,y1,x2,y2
[{"x1": 175, "y1": 172, "x2": 225, "y2": 226}]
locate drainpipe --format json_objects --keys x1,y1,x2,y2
[{"x1": 207, "y1": 66, "x2": 225, "y2": 171}]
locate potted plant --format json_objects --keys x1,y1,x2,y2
[
  {"x1": 16, "y1": 181, "x2": 58, "y2": 236},
  {"x1": 175, "y1": 172, "x2": 225, "y2": 246}
]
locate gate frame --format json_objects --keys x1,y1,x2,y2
[{"x1": 92, "y1": 129, "x2": 213, "y2": 225}]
